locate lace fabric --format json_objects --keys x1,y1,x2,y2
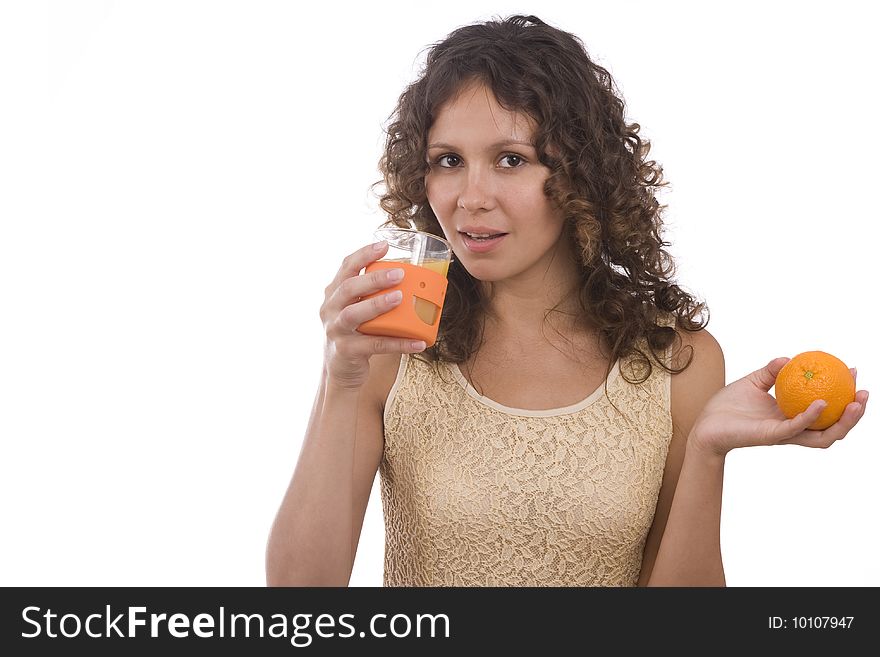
[{"x1": 380, "y1": 347, "x2": 672, "y2": 586}]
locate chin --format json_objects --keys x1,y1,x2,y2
[{"x1": 456, "y1": 261, "x2": 501, "y2": 282}]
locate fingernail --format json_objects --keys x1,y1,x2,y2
[
  {"x1": 411, "y1": 341, "x2": 426, "y2": 351},
  {"x1": 388, "y1": 268, "x2": 404, "y2": 281},
  {"x1": 388, "y1": 290, "x2": 402, "y2": 302},
  {"x1": 373, "y1": 240, "x2": 387, "y2": 251}
]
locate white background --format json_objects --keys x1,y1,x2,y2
[{"x1": 2, "y1": 0, "x2": 877, "y2": 587}]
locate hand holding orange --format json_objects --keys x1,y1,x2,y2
[{"x1": 774, "y1": 351, "x2": 856, "y2": 430}]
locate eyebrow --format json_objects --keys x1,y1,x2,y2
[{"x1": 426, "y1": 139, "x2": 535, "y2": 151}]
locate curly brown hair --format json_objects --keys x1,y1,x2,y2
[{"x1": 374, "y1": 14, "x2": 708, "y2": 385}]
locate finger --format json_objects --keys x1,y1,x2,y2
[
  {"x1": 857, "y1": 389, "x2": 869, "y2": 417},
  {"x1": 784, "y1": 398, "x2": 864, "y2": 448},
  {"x1": 748, "y1": 356, "x2": 791, "y2": 393},
  {"x1": 335, "y1": 289, "x2": 404, "y2": 333},
  {"x1": 825, "y1": 395, "x2": 868, "y2": 439},
  {"x1": 341, "y1": 265, "x2": 406, "y2": 306},
  {"x1": 844, "y1": 388, "x2": 868, "y2": 426},
  {"x1": 342, "y1": 334, "x2": 427, "y2": 357},
  {"x1": 771, "y1": 399, "x2": 827, "y2": 443},
  {"x1": 329, "y1": 240, "x2": 389, "y2": 292}
]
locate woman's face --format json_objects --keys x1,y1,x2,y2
[{"x1": 425, "y1": 80, "x2": 568, "y2": 283}]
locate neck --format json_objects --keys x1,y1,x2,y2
[{"x1": 479, "y1": 238, "x2": 588, "y2": 342}]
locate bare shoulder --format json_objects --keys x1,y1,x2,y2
[
  {"x1": 670, "y1": 327, "x2": 725, "y2": 428},
  {"x1": 671, "y1": 326, "x2": 725, "y2": 381}
]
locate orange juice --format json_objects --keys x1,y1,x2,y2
[
  {"x1": 383, "y1": 258, "x2": 449, "y2": 325},
  {"x1": 358, "y1": 228, "x2": 452, "y2": 347}
]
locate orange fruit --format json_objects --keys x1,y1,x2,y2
[{"x1": 774, "y1": 350, "x2": 855, "y2": 430}]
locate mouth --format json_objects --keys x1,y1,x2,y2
[
  {"x1": 458, "y1": 231, "x2": 509, "y2": 253},
  {"x1": 458, "y1": 231, "x2": 508, "y2": 241}
]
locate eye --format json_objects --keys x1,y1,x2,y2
[
  {"x1": 499, "y1": 153, "x2": 525, "y2": 168},
  {"x1": 434, "y1": 154, "x2": 462, "y2": 168}
]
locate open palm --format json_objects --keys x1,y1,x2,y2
[{"x1": 690, "y1": 357, "x2": 868, "y2": 456}]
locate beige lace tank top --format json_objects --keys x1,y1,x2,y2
[{"x1": 379, "y1": 347, "x2": 672, "y2": 587}]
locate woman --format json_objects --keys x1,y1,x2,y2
[{"x1": 266, "y1": 15, "x2": 868, "y2": 586}]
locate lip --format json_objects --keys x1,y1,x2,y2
[
  {"x1": 459, "y1": 225, "x2": 508, "y2": 235},
  {"x1": 459, "y1": 232, "x2": 508, "y2": 253}
]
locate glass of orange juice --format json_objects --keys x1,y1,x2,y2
[{"x1": 357, "y1": 227, "x2": 453, "y2": 347}]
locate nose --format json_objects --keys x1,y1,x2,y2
[{"x1": 457, "y1": 168, "x2": 494, "y2": 213}]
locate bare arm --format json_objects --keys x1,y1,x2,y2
[
  {"x1": 640, "y1": 331, "x2": 868, "y2": 586},
  {"x1": 638, "y1": 328, "x2": 726, "y2": 586},
  {"x1": 265, "y1": 239, "x2": 425, "y2": 586},
  {"x1": 643, "y1": 441, "x2": 727, "y2": 585},
  {"x1": 264, "y1": 367, "x2": 385, "y2": 586}
]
